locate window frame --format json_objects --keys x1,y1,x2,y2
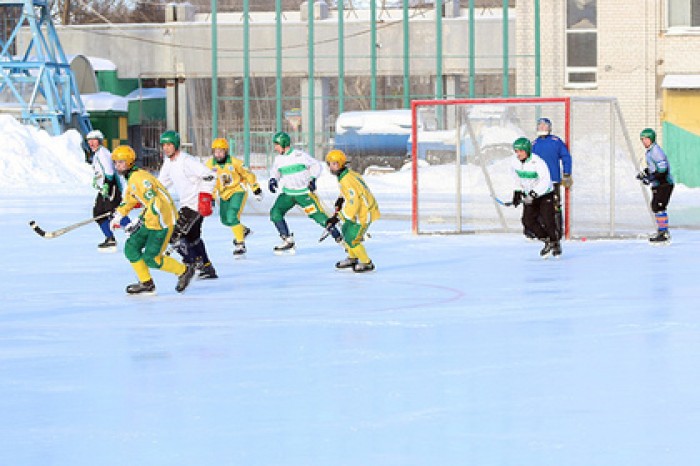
[
  {"x1": 666, "y1": 0, "x2": 700, "y2": 30},
  {"x1": 564, "y1": 0, "x2": 598, "y2": 88}
]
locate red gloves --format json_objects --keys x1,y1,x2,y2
[{"x1": 198, "y1": 192, "x2": 213, "y2": 216}]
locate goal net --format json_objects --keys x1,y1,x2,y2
[{"x1": 410, "y1": 97, "x2": 655, "y2": 239}]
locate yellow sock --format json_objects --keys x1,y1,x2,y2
[
  {"x1": 349, "y1": 244, "x2": 370, "y2": 263},
  {"x1": 130, "y1": 259, "x2": 152, "y2": 283},
  {"x1": 159, "y1": 255, "x2": 186, "y2": 276},
  {"x1": 232, "y1": 224, "x2": 245, "y2": 242}
]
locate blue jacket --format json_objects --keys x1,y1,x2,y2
[
  {"x1": 532, "y1": 135, "x2": 572, "y2": 183},
  {"x1": 645, "y1": 143, "x2": 674, "y2": 187}
]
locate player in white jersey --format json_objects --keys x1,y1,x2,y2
[
  {"x1": 158, "y1": 130, "x2": 218, "y2": 278},
  {"x1": 86, "y1": 129, "x2": 129, "y2": 251},
  {"x1": 267, "y1": 132, "x2": 341, "y2": 254},
  {"x1": 510, "y1": 137, "x2": 561, "y2": 258}
]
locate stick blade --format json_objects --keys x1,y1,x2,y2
[
  {"x1": 318, "y1": 230, "x2": 331, "y2": 242},
  {"x1": 29, "y1": 220, "x2": 48, "y2": 237}
]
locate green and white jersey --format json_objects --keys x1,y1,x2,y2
[
  {"x1": 270, "y1": 148, "x2": 323, "y2": 196},
  {"x1": 510, "y1": 152, "x2": 553, "y2": 196}
]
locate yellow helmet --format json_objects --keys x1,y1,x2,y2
[
  {"x1": 112, "y1": 145, "x2": 137, "y2": 168},
  {"x1": 212, "y1": 138, "x2": 229, "y2": 151},
  {"x1": 325, "y1": 149, "x2": 347, "y2": 167}
]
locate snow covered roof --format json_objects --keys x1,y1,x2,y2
[
  {"x1": 81, "y1": 92, "x2": 128, "y2": 112},
  {"x1": 125, "y1": 88, "x2": 167, "y2": 101},
  {"x1": 65, "y1": 55, "x2": 116, "y2": 71},
  {"x1": 661, "y1": 74, "x2": 700, "y2": 89},
  {"x1": 336, "y1": 109, "x2": 412, "y2": 135}
]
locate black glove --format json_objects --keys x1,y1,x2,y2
[
  {"x1": 253, "y1": 187, "x2": 262, "y2": 196},
  {"x1": 308, "y1": 178, "x2": 317, "y2": 192},
  {"x1": 268, "y1": 178, "x2": 278, "y2": 193},
  {"x1": 325, "y1": 214, "x2": 339, "y2": 228},
  {"x1": 636, "y1": 168, "x2": 652, "y2": 185},
  {"x1": 528, "y1": 190, "x2": 538, "y2": 199},
  {"x1": 334, "y1": 197, "x2": 344, "y2": 211},
  {"x1": 512, "y1": 190, "x2": 523, "y2": 207}
]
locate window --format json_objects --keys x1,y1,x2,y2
[
  {"x1": 668, "y1": 0, "x2": 700, "y2": 28},
  {"x1": 566, "y1": 0, "x2": 597, "y2": 86}
]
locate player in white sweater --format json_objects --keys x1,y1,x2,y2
[
  {"x1": 267, "y1": 132, "x2": 341, "y2": 254},
  {"x1": 158, "y1": 130, "x2": 218, "y2": 278}
]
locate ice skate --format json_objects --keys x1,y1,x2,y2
[
  {"x1": 97, "y1": 236, "x2": 117, "y2": 253},
  {"x1": 551, "y1": 241, "x2": 562, "y2": 258},
  {"x1": 335, "y1": 257, "x2": 358, "y2": 269},
  {"x1": 540, "y1": 240, "x2": 554, "y2": 259},
  {"x1": 176, "y1": 263, "x2": 196, "y2": 292},
  {"x1": 233, "y1": 240, "x2": 247, "y2": 258},
  {"x1": 126, "y1": 279, "x2": 156, "y2": 295},
  {"x1": 273, "y1": 235, "x2": 296, "y2": 255},
  {"x1": 353, "y1": 261, "x2": 375, "y2": 273},
  {"x1": 649, "y1": 230, "x2": 671, "y2": 245},
  {"x1": 243, "y1": 226, "x2": 252, "y2": 238},
  {"x1": 198, "y1": 261, "x2": 218, "y2": 279}
]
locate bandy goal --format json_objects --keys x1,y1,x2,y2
[{"x1": 410, "y1": 97, "x2": 655, "y2": 239}]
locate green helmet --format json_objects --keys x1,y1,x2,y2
[
  {"x1": 272, "y1": 131, "x2": 291, "y2": 149},
  {"x1": 160, "y1": 130, "x2": 181, "y2": 149},
  {"x1": 640, "y1": 128, "x2": 656, "y2": 143},
  {"x1": 513, "y1": 137, "x2": 531, "y2": 154}
]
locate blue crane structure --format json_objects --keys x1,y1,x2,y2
[{"x1": 0, "y1": 0, "x2": 91, "y2": 135}]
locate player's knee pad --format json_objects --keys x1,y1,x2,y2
[{"x1": 651, "y1": 202, "x2": 667, "y2": 213}]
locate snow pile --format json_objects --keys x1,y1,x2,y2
[{"x1": 0, "y1": 115, "x2": 92, "y2": 193}]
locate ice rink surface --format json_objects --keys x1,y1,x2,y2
[{"x1": 1, "y1": 192, "x2": 699, "y2": 466}]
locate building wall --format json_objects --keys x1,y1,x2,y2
[{"x1": 517, "y1": 0, "x2": 658, "y2": 143}]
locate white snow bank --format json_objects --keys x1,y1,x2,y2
[{"x1": 0, "y1": 115, "x2": 92, "y2": 193}]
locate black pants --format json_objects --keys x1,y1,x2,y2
[
  {"x1": 522, "y1": 192, "x2": 558, "y2": 242},
  {"x1": 174, "y1": 207, "x2": 211, "y2": 266},
  {"x1": 92, "y1": 181, "x2": 122, "y2": 222},
  {"x1": 651, "y1": 183, "x2": 674, "y2": 213}
]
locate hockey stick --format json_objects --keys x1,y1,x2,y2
[
  {"x1": 29, "y1": 212, "x2": 111, "y2": 239},
  {"x1": 319, "y1": 226, "x2": 333, "y2": 242},
  {"x1": 319, "y1": 198, "x2": 344, "y2": 243},
  {"x1": 492, "y1": 195, "x2": 515, "y2": 207}
]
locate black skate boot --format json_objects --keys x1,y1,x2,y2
[
  {"x1": 353, "y1": 261, "x2": 375, "y2": 273},
  {"x1": 273, "y1": 234, "x2": 295, "y2": 255},
  {"x1": 198, "y1": 261, "x2": 218, "y2": 279},
  {"x1": 233, "y1": 240, "x2": 247, "y2": 257},
  {"x1": 649, "y1": 230, "x2": 671, "y2": 245},
  {"x1": 540, "y1": 240, "x2": 555, "y2": 259},
  {"x1": 176, "y1": 263, "x2": 196, "y2": 292},
  {"x1": 552, "y1": 241, "x2": 562, "y2": 258},
  {"x1": 335, "y1": 257, "x2": 358, "y2": 269},
  {"x1": 98, "y1": 236, "x2": 117, "y2": 252},
  {"x1": 243, "y1": 226, "x2": 252, "y2": 238},
  {"x1": 126, "y1": 279, "x2": 156, "y2": 295}
]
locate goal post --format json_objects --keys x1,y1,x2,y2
[{"x1": 410, "y1": 96, "x2": 654, "y2": 239}]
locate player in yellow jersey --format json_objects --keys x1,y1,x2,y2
[
  {"x1": 110, "y1": 145, "x2": 196, "y2": 294},
  {"x1": 324, "y1": 150, "x2": 380, "y2": 272},
  {"x1": 205, "y1": 138, "x2": 263, "y2": 256}
]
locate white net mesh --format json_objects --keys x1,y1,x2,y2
[{"x1": 411, "y1": 97, "x2": 655, "y2": 239}]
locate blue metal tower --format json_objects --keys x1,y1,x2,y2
[{"x1": 0, "y1": 0, "x2": 91, "y2": 135}]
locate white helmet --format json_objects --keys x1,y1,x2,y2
[{"x1": 86, "y1": 129, "x2": 104, "y2": 141}]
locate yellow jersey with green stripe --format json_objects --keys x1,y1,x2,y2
[
  {"x1": 116, "y1": 169, "x2": 178, "y2": 230},
  {"x1": 205, "y1": 155, "x2": 260, "y2": 201},
  {"x1": 337, "y1": 168, "x2": 380, "y2": 225}
]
